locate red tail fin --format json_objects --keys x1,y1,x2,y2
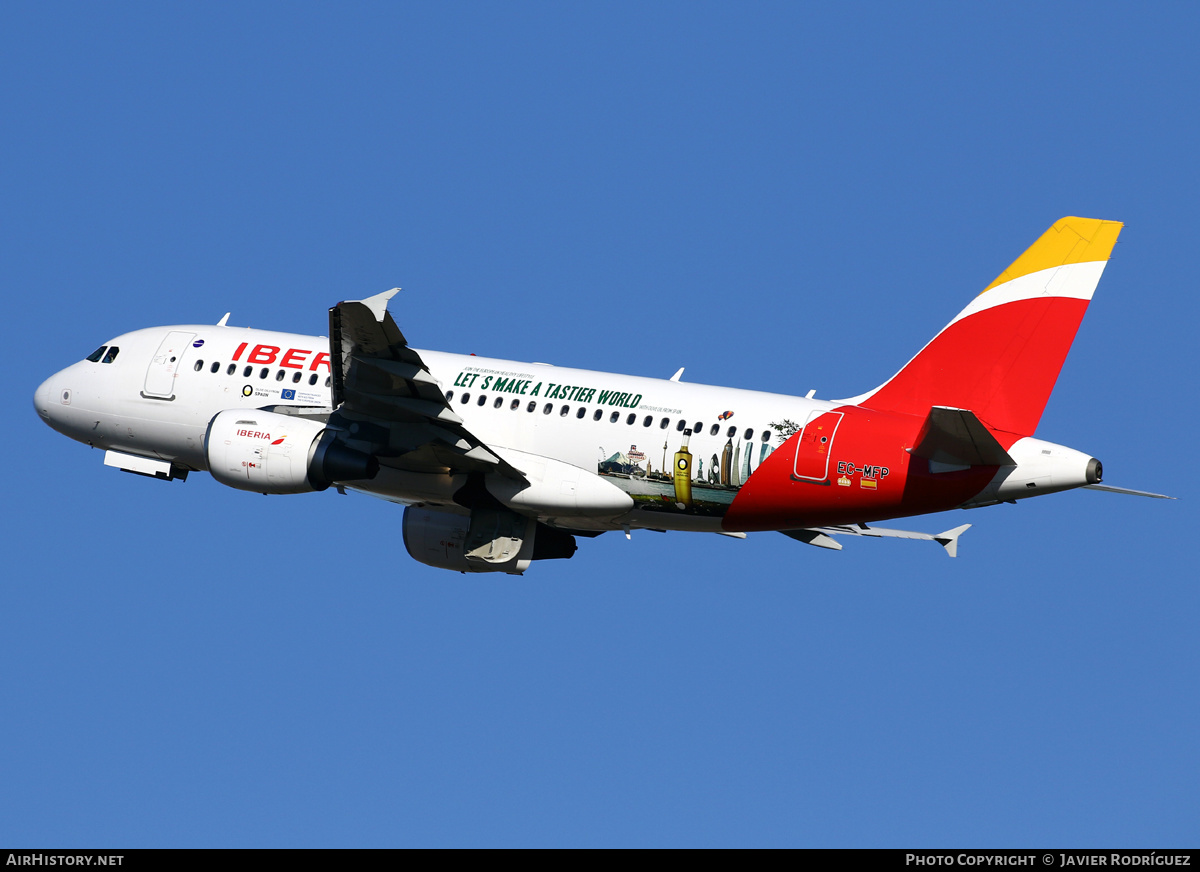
[{"x1": 857, "y1": 217, "x2": 1122, "y2": 437}]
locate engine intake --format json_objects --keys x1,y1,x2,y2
[{"x1": 205, "y1": 409, "x2": 377, "y2": 494}]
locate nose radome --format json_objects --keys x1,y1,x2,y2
[{"x1": 33, "y1": 375, "x2": 56, "y2": 422}]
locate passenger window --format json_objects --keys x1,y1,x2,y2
[
  {"x1": 291, "y1": 371, "x2": 301, "y2": 383},
  {"x1": 445, "y1": 390, "x2": 454, "y2": 402},
  {"x1": 244, "y1": 366, "x2": 253, "y2": 377},
  {"x1": 86, "y1": 346, "x2": 107, "y2": 363},
  {"x1": 627, "y1": 413, "x2": 636, "y2": 425},
  {"x1": 710, "y1": 424, "x2": 719, "y2": 436},
  {"x1": 276, "y1": 369, "x2": 285, "y2": 381},
  {"x1": 543, "y1": 403, "x2": 553, "y2": 415},
  {"x1": 676, "y1": 419, "x2": 686, "y2": 431},
  {"x1": 227, "y1": 364, "x2": 236, "y2": 376},
  {"x1": 761, "y1": 430, "x2": 771, "y2": 442},
  {"x1": 643, "y1": 416, "x2": 653, "y2": 427},
  {"x1": 659, "y1": 417, "x2": 669, "y2": 429},
  {"x1": 559, "y1": 404, "x2": 569, "y2": 416},
  {"x1": 593, "y1": 409, "x2": 603, "y2": 421},
  {"x1": 744, "y1": 428, "x2": 754, "y2": 440},
  {"x1": 461, "y1": 393, "x2": 470, "y2": 404},
  {"x1": 211, "y1": 361, "x2": 221, "y2": 374},
  {"x1": 309, "y1": 373, "x2": 318, "y2": 385},
  {"x1": 510, "y1": 399, "x2": 520, "y2": 410},
  {"x1": 727, "y1": 426, "x2": 736, "y2": 437},
  {"x1": 478, "y1": 394, "x2": 487, "y2": 406},
  {"x1": 259, "y1": 367, "x2": 269, "y2": 379},
  {"x1": 693, "y1": 422, "x2": 702, "y2": 433},
  {"x1": 494, "y1": 397, "x2": 503, "y2": 409},
  {"x1": 527, "y1": 401, "x2": 537, "y2": 413},
  {"x1": 103, "y1": 347, "x2": 119, "y2": 364},
  {"x1": 576, "y1": 407, "x2": 587, "y2": 419},
  {"x1": 324, "y1": 376, "x2": 331, "y2": 387},
  {"x1": 610, "y1": 411, "x2": 619, "y2": 423},
  {"x1": 194, "y1": 360, "x2": 204, "y2": 372}
]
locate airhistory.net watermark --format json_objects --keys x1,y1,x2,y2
[{"x1": 6, "y1": 856, "x2": 123, "y2": 866}]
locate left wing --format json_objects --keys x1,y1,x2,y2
[
  {"x1": 782, "y1": 522, "x2": 972, "y2": 557},
  {"x1": 328, "y1": 289, "x2": 525, "y2": 480}
]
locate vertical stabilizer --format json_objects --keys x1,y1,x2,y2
[{"x1": 856, "y1": 217, "x2": 1122, "y2": 437}]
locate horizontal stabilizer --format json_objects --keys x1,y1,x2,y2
[
  {"x1": 1084, "y1": 484, "x2": 1176, "y2": 500},
  {"x1": 782, "y1": 522, "x2": 971, "y2": 557},
  {"x1": 911, "y1": 406, "x2": 1014, "y2": 469}
]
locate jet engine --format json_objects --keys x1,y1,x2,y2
[
  {"x1": 205, "y1": 409, "x2": 378, "y2": 494},
  {"x1": 402, "y1": 504, "x2": 577, "y2": 574}
]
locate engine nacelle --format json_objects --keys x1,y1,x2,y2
[
  {"x1": 402, "y1": 505, "x2": 577, "y2": 574},
  {"x1": 205, "y1": 409, "x2": 378, "y2": 494}
]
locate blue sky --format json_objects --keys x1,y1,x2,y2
[{"x1": 3, "y1": 2, "x2": 1196, "y2": 847}]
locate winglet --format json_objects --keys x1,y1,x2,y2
[
  {"x1": 933, "y1": 524, "x2": 972, "y2": 558},
  {"x1": 360, "y1": 288, "x2": 401, "y2": 322}
]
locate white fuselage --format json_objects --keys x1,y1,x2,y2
[{"x1": 35, "y1": 323, "x2": 829, "y2": 531}]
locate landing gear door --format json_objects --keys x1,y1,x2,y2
[
  {"x1": 142, "y1": 331, "x2": 196, "y2": 400},
  {"x1": 793, "y1": 409, "x2": 843, "y2": 482}
]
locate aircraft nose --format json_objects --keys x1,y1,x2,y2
[
  {"x1": 33, "y1": 372, "x2": 72, "y2": 434},
  {"x1": 33, "y1": 375, "x2": 56, "y2": 423}
]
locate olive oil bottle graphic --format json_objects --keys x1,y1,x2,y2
[{"x1": 673, "y1": 429, "x2": 694, "y2": 510}]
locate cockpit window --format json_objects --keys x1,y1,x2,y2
[
  {"x1": 86, "y1": 346, "x2": 107, "y2": 363},
  {"x1": 102, "y1": 347, "x2": 119, "y2": 363}
]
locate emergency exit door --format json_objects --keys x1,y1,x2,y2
[{"x1": 792, "y1": 410, "x2": 843, "y2": 482}]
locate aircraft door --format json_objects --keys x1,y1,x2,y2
[
  {"x1": 142, "y1": 331, "x2": 196, "y2": 400},
  {"x1": 792, "y1": 409, "x2": 843, "y2": 482}
]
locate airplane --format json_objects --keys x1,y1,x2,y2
[{"x1": 33, "y1": 216, "x2": 1171, "y2": 573}]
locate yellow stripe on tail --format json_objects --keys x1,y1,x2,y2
[{"x1": 980, "y1": 217, "x2": 1122, "y2": 294}]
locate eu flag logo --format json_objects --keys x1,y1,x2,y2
[{"x1": 281, "y1": 389, "x2": 296, "y2": 400}]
